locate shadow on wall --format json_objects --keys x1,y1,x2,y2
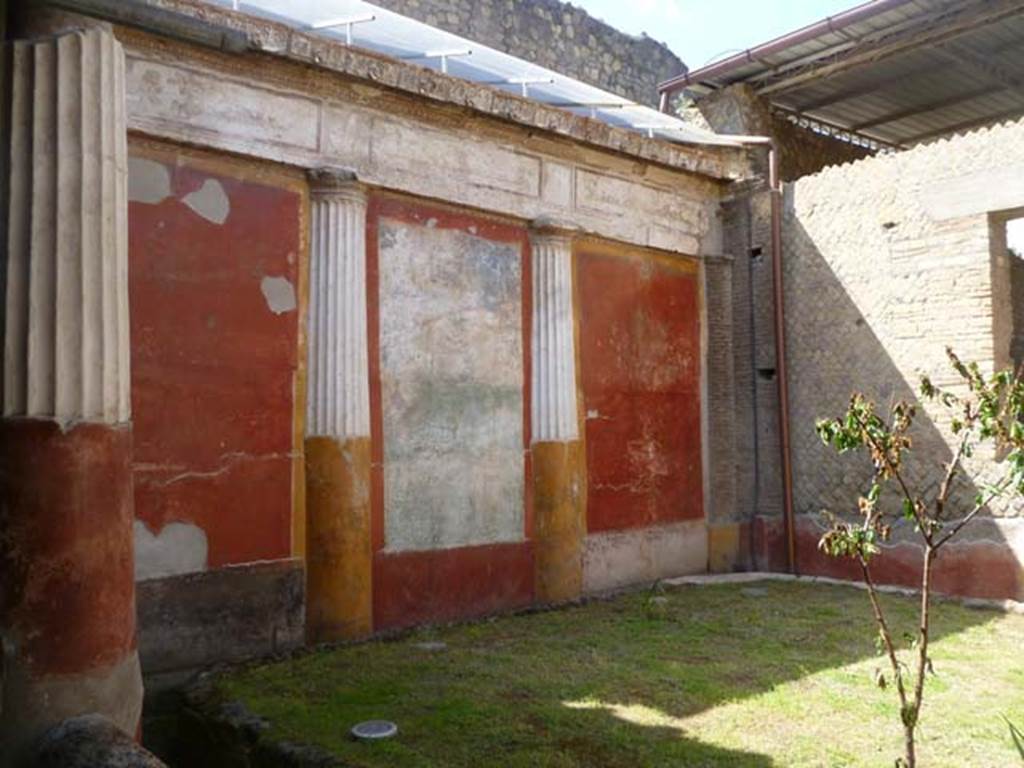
[{"x1": 757, "y1": 213, "x2": 1023, "y2": 601}]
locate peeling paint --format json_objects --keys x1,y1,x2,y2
[
  {"x1": 578, "y1": 248, "x2": 702, "y2": 533},
  {"x1": 183, "y1": 178, "x2": 230, "y2": 224},
  {"x1": 133, "y1": 520, "x2": 208, "y2": 581},
  {"x1": 378, "y1": 218, "x2": 524, "y2": 552},
  {"x1": 127, "y1": 156, "x2": 172, "y2": 204},
  {"x1": 260, "y1": 275, "x2": 297, "y2": 315}
]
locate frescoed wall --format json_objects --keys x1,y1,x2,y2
[
  {"x1": 368, "y1": 197, "x2": 534, "y2": 630},
  {"x1": 576, "y1": 244, "x2": 706, "y2": 592},
  {"x1": 127, "y1": 142, "x2": 305, "y2": 579}
]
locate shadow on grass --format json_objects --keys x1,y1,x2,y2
[{"x1": 164, "y1": 580, "x2": 1021, "y2": 768}]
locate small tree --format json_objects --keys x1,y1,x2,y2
[{"x1": 816, "y1": 348, "x2": 1024, "y2": 767}]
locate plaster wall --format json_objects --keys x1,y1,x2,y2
[
  {"x1": 377, "y1": 217, "x2": 526, "y2": 552},
  {"x1": 368, "y1": 197, "x2": 535, "y2": 630},
  {"x1": 128, "y1": 142, "x2": 305, "y2": 578},
  {"x1": 578, "y1": 246, "x2": 703, "y2": 532},
  {"x1": 576, "y1": 244, "x2": 706, "y2": 591},
  {"x1": 101, "y1": 11, "x2": 739, "y2": 642}
]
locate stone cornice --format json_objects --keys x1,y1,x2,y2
[{"x1": 129, "y1": 0, "x2": 748, "y2": 182}]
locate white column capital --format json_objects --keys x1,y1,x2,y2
[
  {"x1": 307, "y1": 167, "x2": 366, "y2": 205},
  {"x1": 3, "y1": 27, "x2": 130, "y2": 425},
  {"x1": 529, "y1": 216, "x2": 581, "y2": 245}
]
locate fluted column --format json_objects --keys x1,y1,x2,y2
[
  {"x1": 530, "y1": 218, "x2": 586, "y2": 604},
  {"x1": 0, "y1": 27, "x2": 141, "y2": 763},
  {"x1": 304, "y1": 169, "x2": 373, "y2": 641}
]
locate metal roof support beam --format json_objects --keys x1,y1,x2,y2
[
  {"x1": 401, "y1": 48, "x2": 472, "y2": 74},
  {"x1": 848, "y1": 84, "x2": 1005, "y2": 132},
  {"x1": 657, "y1": 0, "x2": 915, "y2": 96},
  {"x1": 934, "y1": 41, "x2": 1024, "y2": 100},
  {"x1": 791, "y1": 33, "x2": 1023, "y2": 113},
  {"x1": 772, "y1": 105, "x2": 902, "y2": 150},
  {"x1": 757, "y1": 0, "x2": 1024, "y2": 97},
  {"x1": 902, "y1": 106, "x2": 1024, "y2": 145},
  {"x1": 310, "y1": 13, "x2": 376, "y2": 45},
  {"x1": 479, "y1": 77, "x2": 555, "y2": 97},
  {"x1": 791, "y1": 63, "x2": 938, "y2": 112}
]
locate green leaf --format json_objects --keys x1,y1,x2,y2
[
  {"x1": 902, "y1": 498, "x2": 914, "y2": 521},
  {"x1": 1004, "y1": 716, "x2": 1024, "y2": 759}
]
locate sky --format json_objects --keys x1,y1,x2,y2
[{"x1": 571, "y1": 0, "x2": 860, "y2": 70}]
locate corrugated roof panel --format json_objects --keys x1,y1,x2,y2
[
  {"x1": 207, "y1": 0, "x2": 740, "y2": 148},
  {"x1": 701, "y1": 0, "x2": 1024, "y2": 148}
]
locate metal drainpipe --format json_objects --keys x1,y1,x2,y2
[{"x1": 719, "y1": 135, "x2": 798, "y2": 575}]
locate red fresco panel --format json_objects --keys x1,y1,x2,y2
[
  {"x1": 578, "y1": 248, "x2": 703, "y2": 533},
  {"x1": 129, "y1": 151, "x2": 300, "y2": 567},
  {"x1": 373, "y1": 542, "x2": 534, "y2": 632}
]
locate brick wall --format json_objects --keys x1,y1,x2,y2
[
  {"x1": 724, "y1": 118, "x2": 1024, "y2": 596},
  {"x1": 369, "y1": 0, "x2": 685, "y2": 107},
  {"x1": 782, "y1": 118, "x2": 1024, "y2": 521},
  {"x1": 721, "y1": 189, "x2": 782, "y2": 526}
]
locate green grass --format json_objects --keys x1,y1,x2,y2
[{"x1": 218, "y1": 581, "x2": 1024, "y2": 767}]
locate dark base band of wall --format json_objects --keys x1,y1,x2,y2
[{"x1": 136, "y1": 559, "x2": 305, "y2": 675}]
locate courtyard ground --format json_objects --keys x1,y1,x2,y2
[{"x1": 215, "y1": 581, "x2": 1024, "y2": 767}]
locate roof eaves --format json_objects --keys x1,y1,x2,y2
[
  {"x1": 658, "y1": 0, "x2": 915, "y2": 97},
  {"x1": 59, "y1": 0, "x2": 751, "y2": 181}
]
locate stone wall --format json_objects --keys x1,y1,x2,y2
[
  {"x1": 695, "y1": 84, "x2": 872, "y2": 182},
  {"x1": 370, "y1": 0, "x2": 685, "y2": 107},
  {"x1": 727, "y1": 118, "x2": 1024, "y2": 598}
]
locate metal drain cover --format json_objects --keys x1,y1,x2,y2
[{"x1": 351, "y1": 720, "x2": 398, "y2": 741}]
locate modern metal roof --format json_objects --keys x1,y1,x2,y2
[
  {"x1": 659, "y1": 0, "x2": 1024, "y2": 149},
  {"x1": 208, "y1": 0, "x2": 740, "y2": 148}
]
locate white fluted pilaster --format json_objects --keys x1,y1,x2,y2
[
  {"x1": 3, "y1": 27, "x2": 129, "y2": 425},
  {"x1": 306, "y1": 169, "x2": 370, "y2": 438},
  {"x1": 530, "y1": 218, "x2": 580, "y2": 443}
]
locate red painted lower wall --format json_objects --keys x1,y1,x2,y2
[
  {"x1": 0, "y1": 420, "x2": 136, "y2": 675},
  {"x1": 577, "y1": 247, "x2": 703, "y2": 533},
  {"x1": 755, "y1": 515, "x2": 1024, "y2": 601},
  {"x1": 373, "y1": 543, "x2": 534, "y2": 632},
  {"x1": 129, "y1": 145, "x2": 302, "y2": 567}
]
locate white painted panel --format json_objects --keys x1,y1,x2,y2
[
  {"x1": 576, "y1": 168, "x2": 705, "y2": 232},
  {"x1": 134, "y1": 520, "x2": 208, "y2": 581},
  {"x1": 583, "y1": 520, "x2": 707, "y2": 594},
  {"x1": 370, "y1": 116, "x2": 542, "y2": 199},
  {"x1": 379, "y1": 219, "x2": 524, "y2": 551},
  {"x1": 125, "y1": 57, "x2": 320, "y2": 152},
  {"x1": 122, "y1": 54, "x2": 717, "y2": 255}
]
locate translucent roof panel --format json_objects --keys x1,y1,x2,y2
[{"x1": 209, "y1": 0, "x2": 740, "y2": 148}]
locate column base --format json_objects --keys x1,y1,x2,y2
[
  {"x1": 305, "y1": 436, "x2": 373, "y2": 642},
  {"x1": 532, "y1": 440, "x2": 585, "y2": 604}
]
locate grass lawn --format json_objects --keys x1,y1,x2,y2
[{"x1": 218, "y1": 581, "x2": 1024, "y2": 767}]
